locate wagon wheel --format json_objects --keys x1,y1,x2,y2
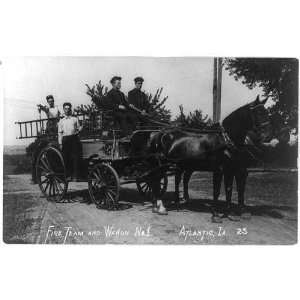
[
  {"x1": 36, "y1": 146, "x2": 68, "y2": 202},
  {"x1": 137, "y1": 175, "x2": 168, "y2": 200},
  {"x1": 88, "y1": 163, "x2": 120, "y2": 210}
]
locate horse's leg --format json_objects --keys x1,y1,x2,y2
[
  {"x1": 213, "y1": 169, "x2": 223, "y2": 202},
  {"x1": 151, "y1": 173, "x2": 168, "y2": 215},
  {"x1": 235, "y1": 168, "x2": 251, "y2": 219},
  {"x1": 175, "y1": 168, "x2": 183, "y2": 209},
  {"x1": 223, "y1": 168, "x2": 235, "y2": 219},
  {"x1": 183, "y1": 170, "x2": 193, "y2": 204},
  {"x1": 211, "y1": 169, "x2": 223, "y2": 223}
]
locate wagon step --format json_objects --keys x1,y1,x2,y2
[
  {"x1": 66, "y1": 177, "x2": 86, "y2": 182},
  {"x1": 121, "y1": 178, "x2": 138, "y2": 184}
]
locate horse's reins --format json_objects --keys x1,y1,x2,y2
[
  {"x1": 249, "y1": 102, "x2": 271, "y2": 135},
  {"x1": 240, "y1": 104, "x2": 271, "y2": 162}
]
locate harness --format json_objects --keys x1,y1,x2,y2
[
  {"x1": 219, "y1": 125, "x2": 235, "y2": 149},
  {"x1": 146, "y1": 102, "x2": 270, "y2": 162},
  {"x1": 249, "y1": 103, "x2": 271, "y2": 137}
]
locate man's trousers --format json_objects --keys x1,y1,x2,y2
[{"x1": 62, "y1": 135, "x2": 82, "y2": 178}]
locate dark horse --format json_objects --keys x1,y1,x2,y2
[{"x1": 146, "y1": 96, "x2": 273, "y2": 220}]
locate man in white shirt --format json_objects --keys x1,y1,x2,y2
[
  {"x1": 38, "y1": 95, "x2": 61, "y2": 135},
  {"x1": 58, "y1": 102, "x2": 82, "y2": 181},
  {"x1": 38, "y1": 95, "x2": 61, "y2": 118}
]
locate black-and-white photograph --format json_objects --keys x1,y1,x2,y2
[{"x1": 2, "y1": 57, "x2": 298, "y2": 244}]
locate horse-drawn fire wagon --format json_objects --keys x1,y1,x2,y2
[
  {"x1": 16, "y1": 93, "x2": 273, "y2": 220},
  {"x1": 16, "y1": 109, "x2": 169, "y2": 209}
]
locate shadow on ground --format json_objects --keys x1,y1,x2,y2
[{"x1": 61, "y1": 186, "x2": 297, "y2": 220}]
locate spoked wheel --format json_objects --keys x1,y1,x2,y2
[
  {"x1": 88, "y1": 163, "x2": 120, "y2": 210},
  {"x1": 137, "y1": 175, "x2": 168, "y2": 200},
  {"x1": 36, "y1": 146, "x2": 68, "y2": 202}
]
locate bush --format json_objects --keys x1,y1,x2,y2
[{"x1": 173, "y1": 105, "x2": 213, "y2": 129}]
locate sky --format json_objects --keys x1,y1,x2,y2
[{"x1": 2, "y1": 57, "x2": 264, "y2": 146}]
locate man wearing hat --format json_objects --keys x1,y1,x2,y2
[
  {"x1": 58, "y1": 102, "x2": 82, "y2": 181},
  {"x1": 106, "y1": 76, "x2": 135, "y2": 136},
  {"x1": 128, "y1": 77, "x2": 149, "y2": 114}
]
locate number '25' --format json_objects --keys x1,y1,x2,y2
[{"x1": 236, "y1": 228, "x2": 248, "y2": 235}]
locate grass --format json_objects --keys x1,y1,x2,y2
[{"x1": 3, "y1": 154, "x2": 31, "y2": 175}]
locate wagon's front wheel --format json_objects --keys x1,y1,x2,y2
[
  {"x1": 88, "y1": 163, "x2": 120, "y2": 210},
  {"x1": 36, "y1": 146, "x2": 68, "y2": 202}
]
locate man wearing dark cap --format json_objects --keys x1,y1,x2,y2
[
  {"x1": 106, "y1": 76, "x2": 135, "y2": 136},
  {"x1": 128, "y1": 77, "x2": 149, "y2": 114}
]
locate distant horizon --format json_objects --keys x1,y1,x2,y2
[{"x1": 3, "y1": 145, "x2": 27, "y2": 147}]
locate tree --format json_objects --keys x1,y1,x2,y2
[
  {"x1": 84, "y1": 80, "x2": 109, "y2": 112},
  {"x1": 225, "y1": 58, "x2": 298, "y2": 132},
  {"x1": 173, "y1": 105, "x2": 213, "y2": 129},
  {"x1": 144, "y1": 87, "x2": 171, "y2": 122}
]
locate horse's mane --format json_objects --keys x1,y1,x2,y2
[{"x1": 222, "y1": 103, "x2": 252, "y2": 145}]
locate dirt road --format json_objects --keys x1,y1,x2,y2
[{"x1": 3, "y1": 172, "x2": 297, "y2": 244}]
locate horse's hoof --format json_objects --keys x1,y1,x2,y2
[
  {"x1": 211, "y1": 215, "x2": 223, "y2": 223},
  {"x1": 228, "y1": 215, "x2": 241, "y2": 222},
  {"x1": 241, "y1": 212, "x2": 251, "y2": 220},
  {"x1": 182, "y1": 197, "x2": 191, "y2": 205},
  {"x1": 157, "y1": 208, "x2": 168, "y2": 215},
  {"x1": 152, "y1": 207, "x2": 159, "y2": 213}
]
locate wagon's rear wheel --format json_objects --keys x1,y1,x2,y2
[
  {"x1": 88, "y1": 163, "x2": 120, "y2": 210},
  {"x1": 137, "y1": 175, "x2": 168, "y2": 200},
  {"x1": 36, "y1": 146, "x2": 68, "y2": 202}
]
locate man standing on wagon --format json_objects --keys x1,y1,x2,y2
[
  {"x1": 38, "y1": 95, "x2": 61, "y2": 119},
  {"x1": 37, "y1": 95, "x2": 61, "y2": 135},
  {"x1": 58, "y1": 102, "x2": 83, "y2": 181},
  {"x1": 106, "y1": 76, "x2": 136, "y2": 136}
]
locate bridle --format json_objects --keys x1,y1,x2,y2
[{"x1": 249, "y1": 103, "x2": 271, "y2": 140}]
